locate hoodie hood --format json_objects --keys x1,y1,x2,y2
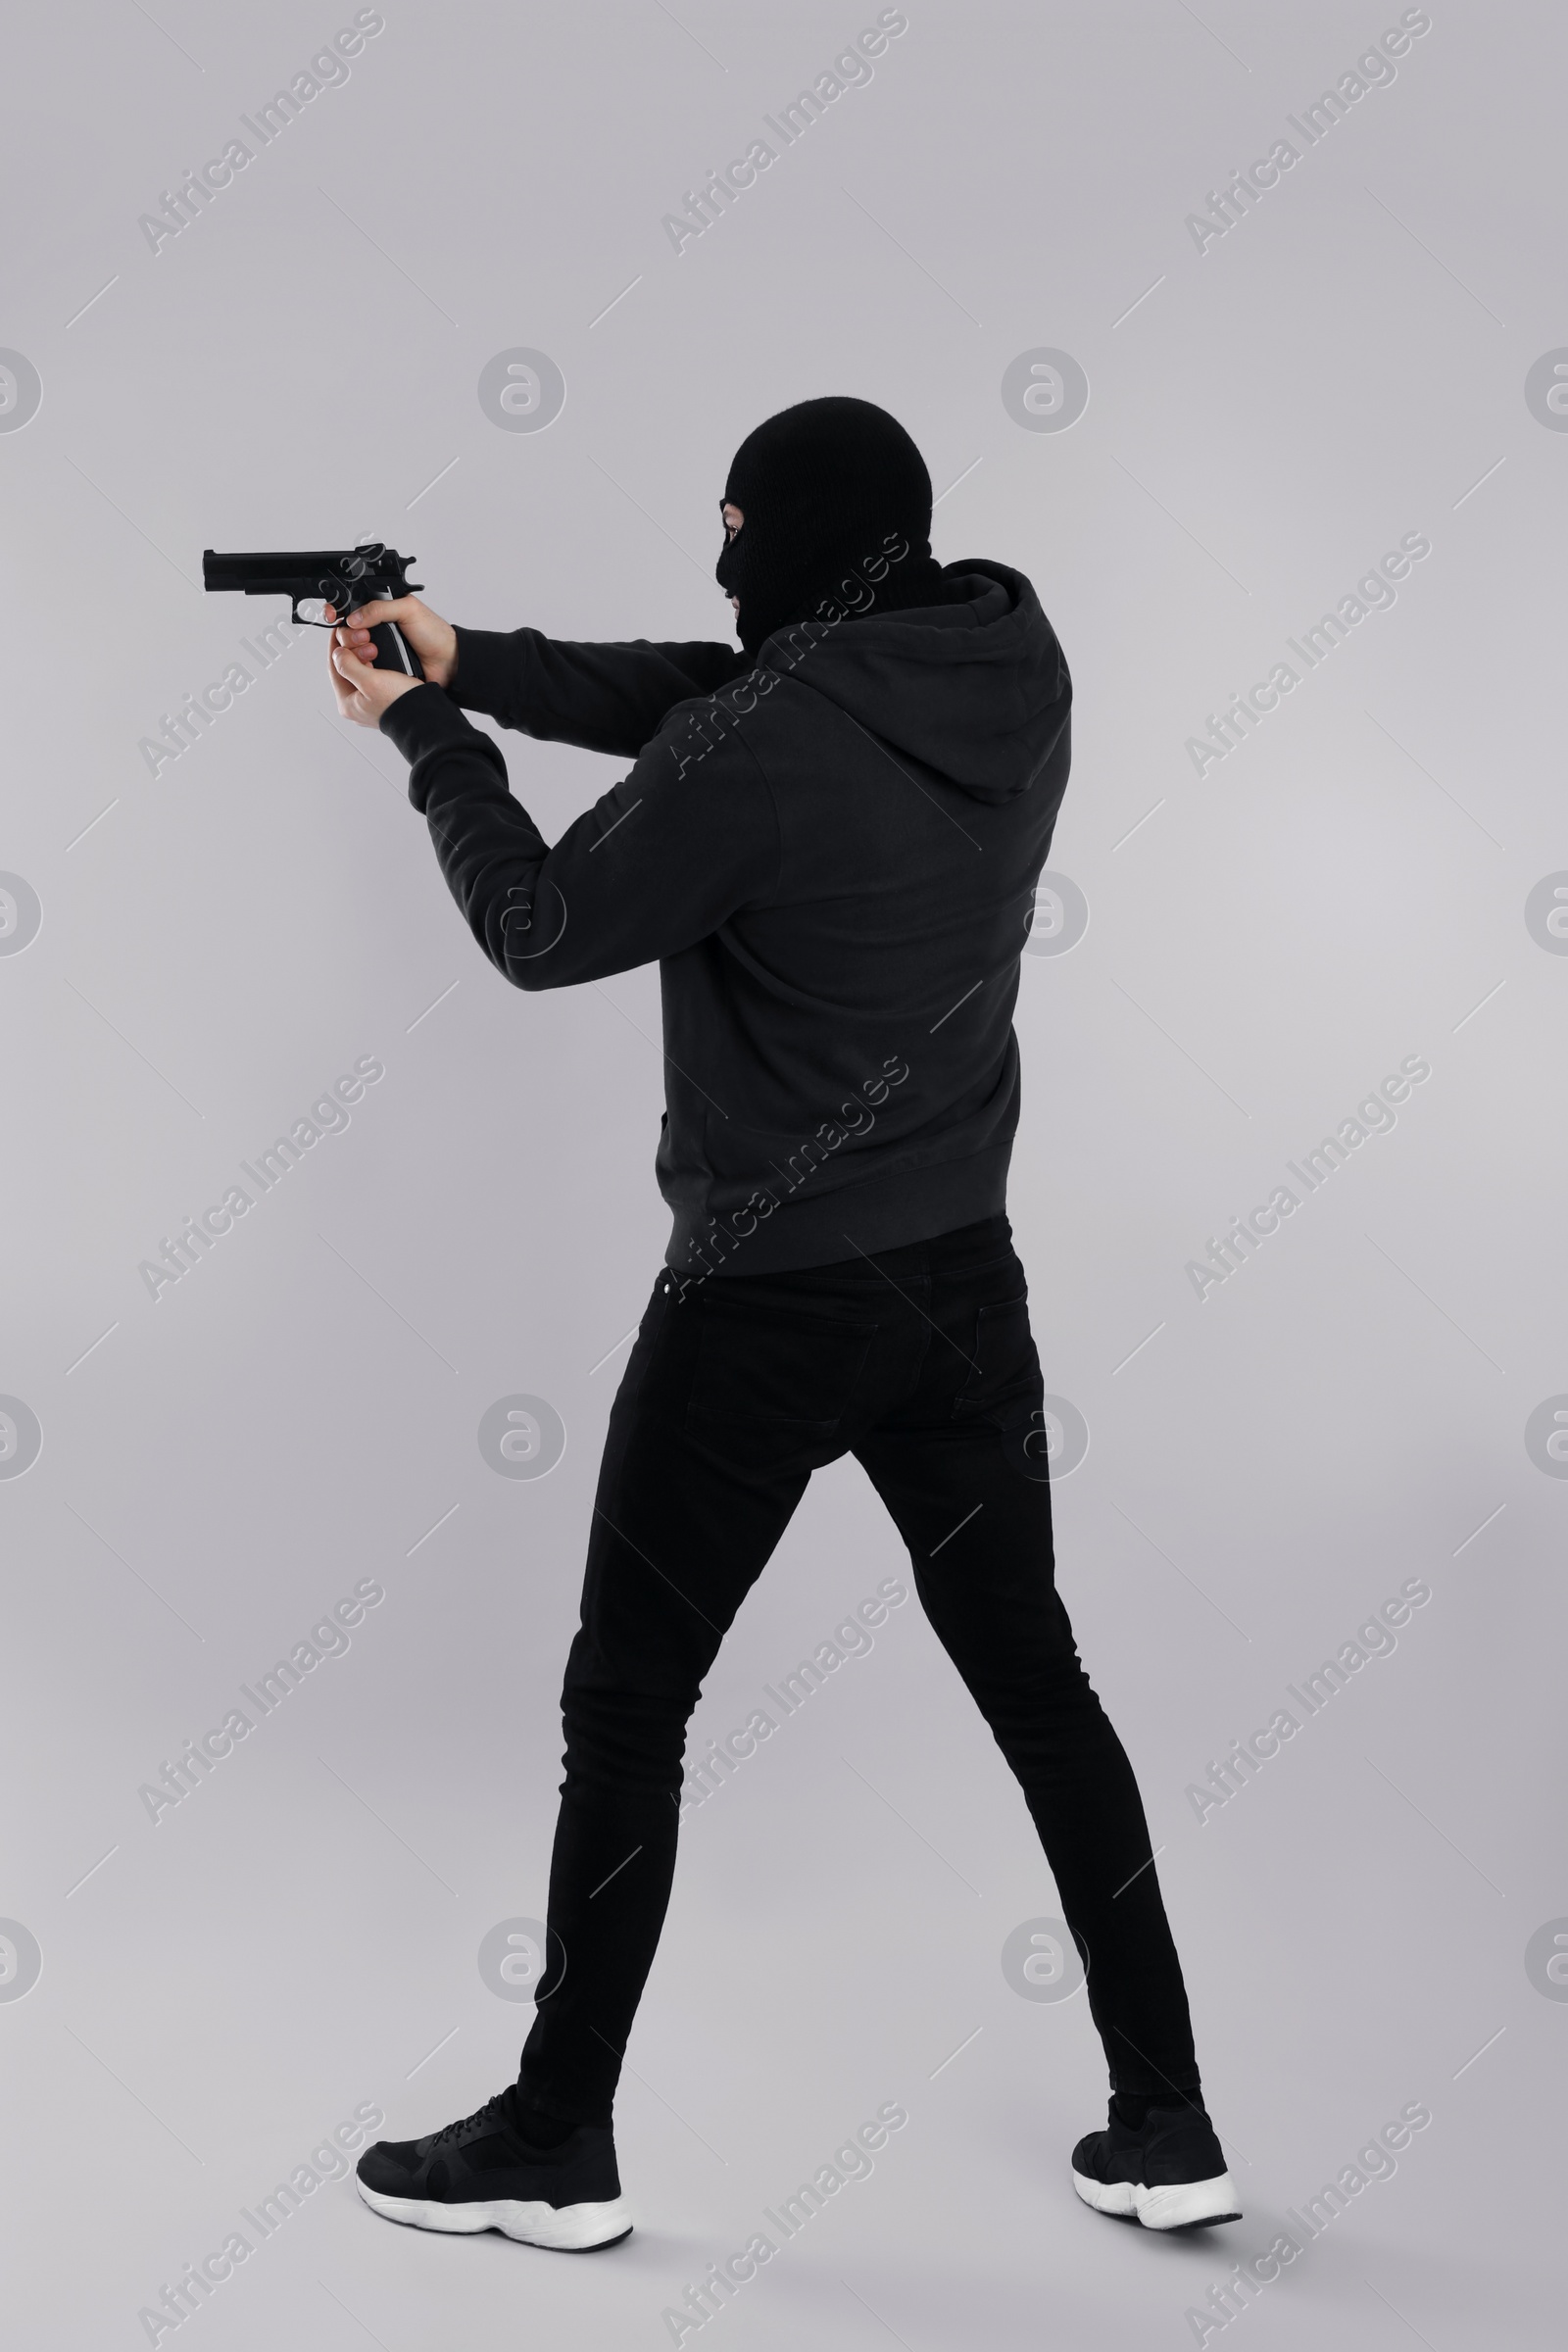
[{"x1": 753, "y1": 560, "x2": 1069, "y2": 805}]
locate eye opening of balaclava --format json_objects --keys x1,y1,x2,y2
[{"x1": 714, "y1": 395, "x2": 945, "y2": 656}]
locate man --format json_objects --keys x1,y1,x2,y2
[{"x1": 328, "y1": 397, "x2": 1237, "y2": 2250}]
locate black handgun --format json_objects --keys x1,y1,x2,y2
[{"x1": 202, "y1": 542, "x2": 426, "y2": 679}]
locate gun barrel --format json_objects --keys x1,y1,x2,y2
[
  {"x1": 202, "y1": 546, "x2": 418, "y2": 599},
  {"x1": 204, "y1": 549, "x2": 367, "y2": 586}
]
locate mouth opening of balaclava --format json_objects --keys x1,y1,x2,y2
[{"x1": 714, "y1": 396, "x2": 946, "y2": 656}]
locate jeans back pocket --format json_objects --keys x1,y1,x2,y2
[
  {"x1": 684, "y1": 1294, "x2": 877, "y2": 1452},
  {"x1": 952, "y1": 1296, "x2": 1041, "y2": 1423}
]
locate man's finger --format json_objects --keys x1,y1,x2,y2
[
  {"x1": 332, "y1": 641, "x2": 375, "y2": 686},
  {"x1": 342, "y1": 597, "x2": 405, "y2": 628},
  {"x1": 326, "y1": 646, "x2": 358, "y2": 713}
]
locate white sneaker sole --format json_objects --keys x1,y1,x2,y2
[
  {"x1": 357, "y1": 2178, "x2": 633, "y2": 2249},
  {"x1": 1072, "y1": 2168, "x2": 1241, "y2": 2231}
]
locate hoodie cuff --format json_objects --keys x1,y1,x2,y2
[
  {"x1": 378, "y1": 681, "x2": 481, "y2": 774},
  {"x1": 447, "y1": 626, "x2": 521, "y2": 720}
]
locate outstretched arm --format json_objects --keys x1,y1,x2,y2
[
  {"x1": 445, "y1": 625, "x2": 747, "y2": 758},
  {"x1": 328, "y1": 595, "x2": 744, "y2": 759},
  {"x1": 329, "y1": 643, "x2": 778, "y2": 989}
]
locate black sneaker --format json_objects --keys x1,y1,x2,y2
[
  {"x1": 1071, "y1": 2097, "x2": 1240, "y2": 2231},
  {"x1": 355, "y1": 2086, "x2": 632, "y2": 2250}
]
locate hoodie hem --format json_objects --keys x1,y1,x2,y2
[{"x1": 666, "y1": 1143, "x2": 1013, "y2": 1281}]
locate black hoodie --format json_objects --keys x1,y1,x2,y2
[{"x1": 380, "y1": 561, "x2": 1071, "y2": 1284}]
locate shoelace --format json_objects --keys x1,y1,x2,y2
[{"x1": 430, "y1": 2090, "x2": 511, "y2": 2148}]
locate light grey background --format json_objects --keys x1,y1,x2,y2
[{"x1": 2, "y1": 2, "x2": 1561, "y2": 2344}]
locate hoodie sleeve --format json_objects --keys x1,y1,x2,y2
[
  {"x1": 447, "y1": 625, "x2": 746, "y2": 758},
  {"x1": 380, "y1": 683, "x2": 779, "y2": 990}
]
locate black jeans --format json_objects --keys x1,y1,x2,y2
[{"x1": 519, "y1": 1213, "x2": 1200, "y2": 2119}]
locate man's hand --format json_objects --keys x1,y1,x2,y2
[
  {"x1": 329, "y1": 632, "x2": 425, "y2": 728},
  {"x1": 324, "y1": 595, "x2": 458, "y2": 689}
]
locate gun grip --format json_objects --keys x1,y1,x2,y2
[{"x1": 368, "y1": 618, "x2": 424, "y2": 682}]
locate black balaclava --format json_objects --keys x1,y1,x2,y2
[{"x1": 715, "y1": 396, "x2": 946, "y2": 656}]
